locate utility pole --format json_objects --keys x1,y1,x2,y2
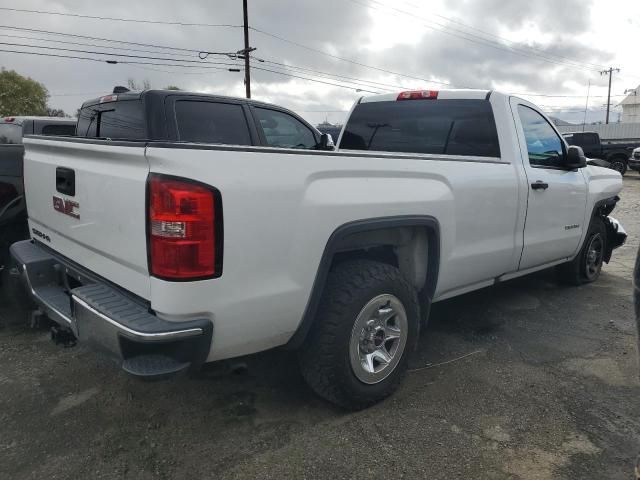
[
  {"x1": 600, "y1": 67, "x2": 620, "y2": 124},
  {"x1": 242, "y1": 0, "x2": 252, "y2": 99},
  {"x1": 582, "y1": 80, "x2": 591, "y2": 132}
]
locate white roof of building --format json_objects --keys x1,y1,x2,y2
[{"x1": 619, "y1": 85, "x2": 640, "y2": 106}]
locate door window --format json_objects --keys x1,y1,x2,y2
[
  {"x1": 253, "y1": 108, "x2": 317, "y2": 149},
  {"x1": 175, "y1": 101, "x2": 251, "y2": 145},
  {"x1": 517, "y1": 105, "x2": 565, "y2": 168}
]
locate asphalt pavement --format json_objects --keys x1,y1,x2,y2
[{"x1": 1, "y1": 175, "x2": 639, "y2": 480}]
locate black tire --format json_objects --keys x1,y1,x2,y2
[
  {"x1": 298, "y1": 260, "x2": 419, "y2": 410},
  {"x1": 556, "y1": 217, "x2": 607, "y2": 285},
  {"x1": 609, "y1": 158, "x2": 627, "y2": 175},
  {"x1": 0, "y1": 256, "x2": 35, "y2": 326}
]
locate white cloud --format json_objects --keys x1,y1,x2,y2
[{"x1": 0, "y1": 0, "x2": 638, "y2": 125}]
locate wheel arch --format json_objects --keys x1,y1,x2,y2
[
  {"x1": 587, "y1": 196, "x2": 620, "y2": 263},
  {"x1": 606, "y1": 152, "x2": 629, "y2": 162},
  {"x1": 285, "y1": 215, "x2": 440, "y2": 349}
]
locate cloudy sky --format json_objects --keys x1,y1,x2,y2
[{"x1": 1, "y1": 0, "x2": 639, "y2": 126}]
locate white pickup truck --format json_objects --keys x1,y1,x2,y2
[{"x1": 10, "y1": 88, "x2": 626, "y2": 409}]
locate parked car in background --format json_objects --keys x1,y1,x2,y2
[
  {"x1": 10, "y1": 89, "x2": 626, "y2": 409},
  {"x1": 629, "y1": 147, "x2": 640, "y2": 173},
  {"x1": 562, "y1": 131, "x2": 638, "y2": 175},
  {"x1": 0, "y1": 116, "x2": 76, "y2": 287}
]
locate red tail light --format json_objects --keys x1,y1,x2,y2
[
  {"x1": 147, "y1": 174, "x2": 222, "y2": 280},
  {"x1": 397, "y1": 90, "x2": 438, "y2": 100}
]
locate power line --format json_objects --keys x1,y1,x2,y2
[
  {"x1": 3, "y1": 32, "x2": 403, "y2": 92},
  {"x1": 249, "y1": 65, "x2": 380, "y2": 93},
  {"x1": 0, "y1": 7, "x2": 242, "y2": 28},
  {"x1": 0, "y1": 41, "x2": 242, "y2": 67},
  {"x1": 0, "y1": 24, "x2": 404, "y2": 92},
  {"x1": 397, "y1": 0, "x2": 608, "y2": 70},
  {"x1": 252, "y1": 59, "x2": 398, "y2": 92},
  {"x1": 5, "y1": 5, "x2": 640, "y2": 88},
  {"x1": 2, "y1": 6, "x2": 453, "y2": 87},
  {"x1": 512, "y1": 92, "x2": 626, "y2": 98},
  {"x1": 249, "y1": 27, "x2": 455, "y2": 87},
  {"x1": 0, "y1": 48, "x2": 381, "y2": 94},
  {"x1": 349, "y1": 0, "x2": 602, "y2": 72},
  {"x1": 0, "y1": 48, "x2": 243, "y2": 71},
  {"x1": 0, "y1": 24, "x2": 203, "y2": 54},
  {"x1": 0, "y1": 32, "x2": 203, "y2": 59},
  {"x1": 0, "y1": 14, "x2": 632, "y2": 101}
]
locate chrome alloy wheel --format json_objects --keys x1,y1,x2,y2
[
  {"x1": 585, "y1": 233, "x2": 604, "y2": 281},
  {"x1": 349, "y1": 294, "x2": 408, "y2": 384}
]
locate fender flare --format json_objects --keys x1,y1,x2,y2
[
  {"x1": 285, "y1": 215, "x2": 440, "y2": 349},
  {"x1": 606, "y1": 152, "x2": 629, "y2": 163}
]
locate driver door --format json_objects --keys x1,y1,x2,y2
[{"x1": 511, "y1": 99, "x2": 588, "y2": 270}]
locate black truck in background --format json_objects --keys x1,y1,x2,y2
[
  {"x1": 562, "y1": 131, "x2": 638, "y2": 175},
  {"x1": 0, "y1": 117, "x2": 76, "y2": 281}
]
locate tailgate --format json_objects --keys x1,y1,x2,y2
[{"x1": 24, "y1": 138, "x2": 150, "y2": 299}]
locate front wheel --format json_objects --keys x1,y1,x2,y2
[
  {"x1": 609, "y1": 158, "x2": 627, "y2": 175},
  {"x1": 298, "y1": 260, "x2": 419, "y2": 410},
  {"x1": 557, "y1": 217, "x2": 607, "y2": 285}
]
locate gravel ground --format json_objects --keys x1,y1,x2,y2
[{"x1": 1, "y1": 175, "x2": 639, "y2": 480}]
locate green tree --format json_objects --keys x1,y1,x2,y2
[
  {"x1": 165, "y1": 85, "x2": 181, "y2": 90},
  {"x1": 0, "y1": 68, "x2": 49, "y2": 116}
]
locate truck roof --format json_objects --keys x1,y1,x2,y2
[
  {"x1": 359, "y1": 89, "x2": 493, "y2": 103},
  {"x1": 80, "y1": 89, "x2": 294, "y2": 110},
  {"x1": 0, "y1": 116, "x2": 76, "y2": 125}
]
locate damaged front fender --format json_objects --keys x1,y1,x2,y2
[{"x1": 602, "y1": 216, "x2": 627, "y2": 263}]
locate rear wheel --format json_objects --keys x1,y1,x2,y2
[
  {"x1": 557, "y1": 217, "x2": 607, "y2": 285},
  {"x1": 298, "y1": 260, "x2": 419, "y2": 410}
]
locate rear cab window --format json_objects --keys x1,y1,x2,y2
[
  {"x1": 340, "y1": 99, "x2": 500, "y2": 158},
  {"x1": 77, "y1": 99, "x2": 146, "y2": 140}
]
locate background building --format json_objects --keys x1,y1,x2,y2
[{"x1": 620, "y1": 85, "x2": 640, "y2": 123}]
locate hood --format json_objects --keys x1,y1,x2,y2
[{"x1": 586, "y1": 157, "x2": 610, "y2": 168}]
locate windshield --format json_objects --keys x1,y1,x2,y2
[{"x1": 0, "y1": 123, "x2": 23, "y2": 144}]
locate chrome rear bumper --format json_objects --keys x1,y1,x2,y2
[{"x1": 10, "y1": 240, "x2": 213, "y2": 378}]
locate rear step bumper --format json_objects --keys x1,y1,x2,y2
[{"x1": 10, "y1": 240, "x2": 213, "y2": 379}]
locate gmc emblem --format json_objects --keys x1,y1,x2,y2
[{"x1": 52, "y1": 195, "x2": 80, "y2": 219}]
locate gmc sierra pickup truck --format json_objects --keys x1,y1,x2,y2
[{"x1": 10, "y1": 89, "x2": 626, "y2": 409}]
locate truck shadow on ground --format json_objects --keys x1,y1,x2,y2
[
  {"x1": 0, "y1": 264, "x2": 634, "y2": 480},
  {"x1": 191, "y1": 266, "x2": 582, "y2": 409},
  {"x1": 0, "y1": 264, "x2": 621, "y2": 418}
]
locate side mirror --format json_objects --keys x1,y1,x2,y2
[
  {"x1": 565, "y1": 145, "x2": 587, "y2": 169},
  {"x1": 317, "y1": 133, "x2": 335, "y2": 151}
]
